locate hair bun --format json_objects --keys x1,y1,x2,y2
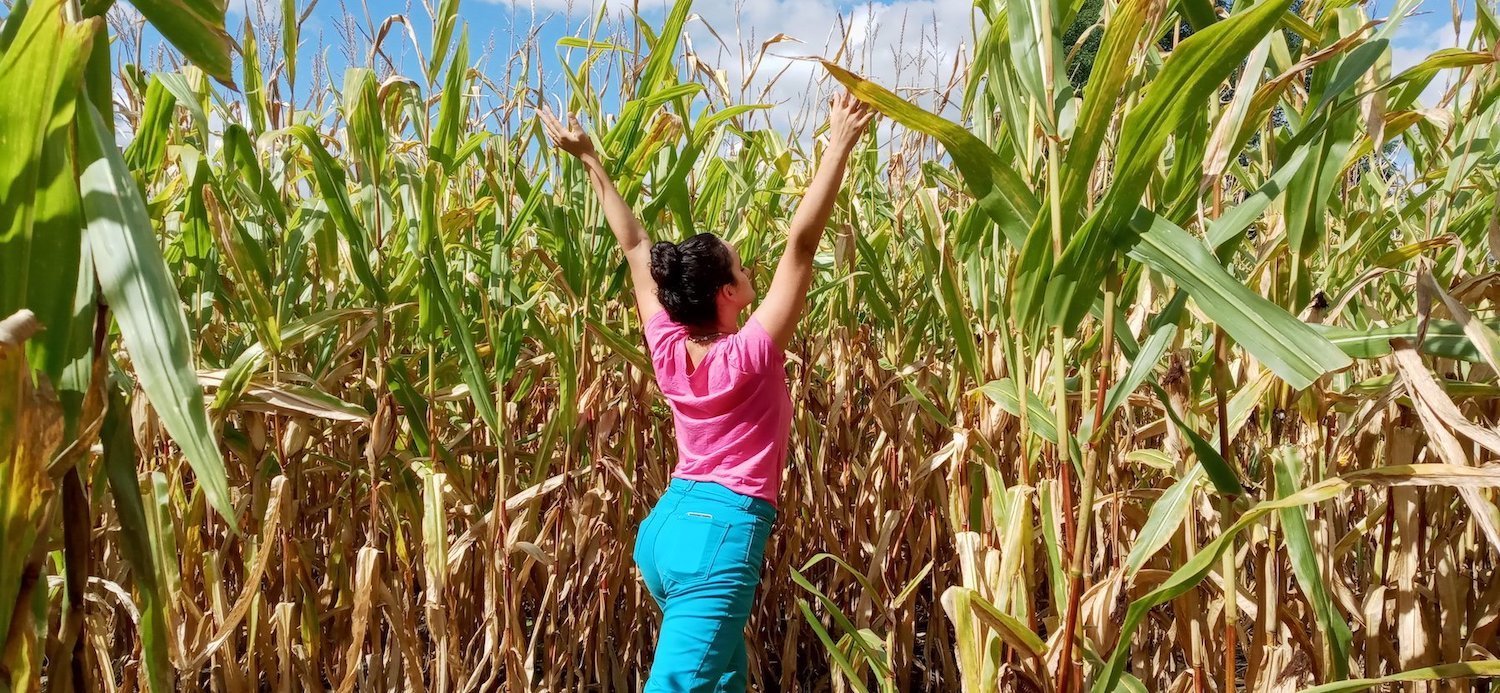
[
  {"x1": 650, "y1": 241, "x2": 682, "y2": 287},
  {"x1": 648, "y1": 233, "x2": 734, "y2": 327}
]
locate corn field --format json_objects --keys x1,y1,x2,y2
[{"x1": 4, "y1": 0, "x2": 1500, "y2": 689}]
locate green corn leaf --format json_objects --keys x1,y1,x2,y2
[
  {"x1": 974, "y1": 378, "x2": 1084, "y2": 462},
  {"x1": 211, "y1": 348, "x2": 267, "y2": 415},
  {"x1": 102, "y1": 387, "x2": 173, "y2": 692},
  {"x1": 823, "y1": 61, "x2": 1037, "y2": 249},
  {"x1": 344, "y1": 68, "x2": 387, "y2": 182},
  {"x1": 24, "y1": 22, "x2": 95, "y2": 418},
  {"x1": 1181, "y1": 0, "x2": 1220, "y2": 29},
  {"x1": 789, "y1": 567, "x2": 890, "y2": 675},
  {"x1": 431, "y1": 31, "x2": 469, "y2": 169},
  {"x1": 1123, "y1": 465, "x2": 1205, "y2": 577},
  {"x1": 240, "y1": 18, "x2": 267, "y2": 135},
  {"x1": 1207, "y1": 139, "x2": 1315, "y2": 249},
  {"x1": 795, "y1": 599, "x2": 873, "y2": 693},
  {"x1": 950, "y1": 586, "x2": 1047, "y2": 657},
  {"x1": 636, "y1": 0, "x2": 691, "y2": 96},
  {"x1": 1006, "y1": 0, "x2": 1065, "y2": 134},
  {"x1": 144, "y1": 472, "x2": 183, "y2": 602},
  {"x1": 1380, "y1": 49, "x2": 1495, "y2": 107},
  {"x1": 223, "y1": 124, "x2": 287, "y2": 228},
  {"x1": 427, "y1": 0, "x2": 460, "y2": 84},
  {"x1": 281, "y1": 0, "x2": 298, "y2": 89},
  {"x1": 1025, "y1": 0, "x2": 1298, "y2": 331},
  {"x1": 423, "y1": 255, "x2": 500, "y2": 436},
  {"x1": 1315, "y1": 39, "x2": 1388, "y2": 113},
  {"x1": 1079, "y1": 293, "x2": 1185, "y2": 442},
  {"x1": 1298, "y1": 661, "x2": 1500, "y2": 693},
  {"x1": 1323, "y1": 318, "x2": 1498, "y2": 363},
  {"x1": 1150, "y1": 382, "x2": 1244, "y2": 495},
  {"x1": 1095, "y1": 464, "x2": 1500, "y2": 692},
  {"x1": 124, "y1": 0, "x2": 234, "y2": 86},
  {"x1": 556, "y1": 36, "x2": 631, "y2": 52},
  {"x1": 156, "y1": 72, "x2": 213, "y2": 147},
  {"x1": 0, "y1": 0, "x2": 30, "y2": 52},
  {"x1": 1283, "y1": 114, "x2": 1357, "y2": 288},
  {"x1": 1128, "y1": 211, "x2": 1352, "y2": 390},
  {"x1": 961, "y1": 8, "x2": 1009, "y2": 117},
  {"x1": 78, "y1": 100, "x2": 237, "y2": 527},
  {"x1": 282, "y1": 125, "x2": 387, "y2": 302},
  {"x1": 0, "y1": 0, "x2": 95, "y2": 333},
  {"x1": 585, "y1": 316, "x2": 650, "y2": 373},
  {"x1": 1273, "y1": 446, "x2": 1354, "y2": 680},
  {"x1": 1059, "y1": 0, "x2": 1152, "y2": 221},
  {"x1": 124, "y1": 77, "x2": 178, "y2": 174},
  {"x1": 600, "y1": 0, "x2": 692, "y2": 162},
  {"x1": 204, "y1": 188, "x2": 280, "y2": 353},
  {"x1": 216, "y1": 308, "x2": 375, "y2": 407}
]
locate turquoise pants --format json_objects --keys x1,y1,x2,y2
[{"x1": 633, "y1": 478, "x2": 777, "y2": 692}]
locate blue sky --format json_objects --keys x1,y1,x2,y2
[
  {"x1": 219, "y1": 0, "x2": 988, "y2": 134},
  {"x1": 86, "y1": 0, "x2": 1480, "y2": 136}
]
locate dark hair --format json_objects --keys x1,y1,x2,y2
[{"x1": 650, "y1": 233, "x2": 735, "y2": 328}]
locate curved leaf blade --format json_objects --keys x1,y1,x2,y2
[{"x1": 79, "y1": 101, "x2": 236, "y2": 526}]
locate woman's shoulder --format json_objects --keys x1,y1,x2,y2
[
  {"x1": 643, "y1": 309, "x2": 684, "y2": 350},
  {"x1": 725, "y1": 317, "x2": 785, "y2": 375}
]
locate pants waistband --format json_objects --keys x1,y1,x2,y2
[{"x1": 666, "y1": 478, "x2": 777, "y2": 521}]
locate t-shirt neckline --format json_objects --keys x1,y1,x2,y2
[{"x1": 683, "y1": 335, "x2": 729, "y2": 376}]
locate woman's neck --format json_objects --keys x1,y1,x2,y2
[{"x1": 694, "y1": 313, "x2": 739, "y2": 336}]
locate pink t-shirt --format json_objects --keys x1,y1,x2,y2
[{"x1": 643, "y1": 310, "x2": 792, "y2": 504}]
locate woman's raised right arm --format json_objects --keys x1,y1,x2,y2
[{"x1": 539, "y1": 108, "x2": 664, "y2": 321}]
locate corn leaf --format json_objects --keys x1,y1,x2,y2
[
  {"x1": 1123, "y1": 465, "x2": 1205, "y2": 577},
  {"x1": 1298, "y1": 661, "x2": 1500, "y2": 693},
  {"x1": 1274, "y1": 446, "x2": 1354, "y2": 680},
  {"x1": 101, "y1": 387, "x2": 173, "y2": 692},
  {"x1": 123, "y1": 0, "x2": 234, "y2": 86},
  {"x1": 823, "y1": 61, "x2": 1037, "y2": 248},
  {"x1": 1128, "y1": 211, "x2": 1352, "y2": 390},
  {"x1": 78, "y1": 100, "x2": 237, "y2": 526},
  {"x1": 1024, "y1": 0, "x2": 1298, "y2": 331},
  {"x1": 1095, "y1": 464, "x2": 1500, "y2": 692}
]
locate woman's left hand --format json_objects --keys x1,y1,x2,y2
[{"x1": 539, "y1": 107, "x2": 596, "y2": 159}]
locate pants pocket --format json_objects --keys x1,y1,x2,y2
[{"x1": 657, "y1": 511, "x2": 731, "y2": 585}]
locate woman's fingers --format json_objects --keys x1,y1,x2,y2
[{"x1": 539, "y1": 109, "x2": 561, "y2": 137}]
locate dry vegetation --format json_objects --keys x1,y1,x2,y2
[{"x1": 4, "y1": 0, "x2": 1500, "y2": 690}]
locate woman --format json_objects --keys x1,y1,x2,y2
[{"x1": 540, "y1": 91, "x2": 875, "y2": 691}]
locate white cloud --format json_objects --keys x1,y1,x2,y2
[
  {"x1": 1388, "y1": 15, "x2": 1478, "y2": 107},
  {"x1": 681, "y1": 1, "x2": 974, "y2": 135},
  {"x1": 489, "y1": 0, "x2": 974, "y2": 141}
]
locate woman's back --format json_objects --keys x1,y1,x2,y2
[{"x1": 644, "y1": 310, "x2": 792, "y2": 504}]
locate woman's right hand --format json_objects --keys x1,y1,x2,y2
[
  {"x1": 539, "y1": 107, "x2": 596, "y2": 159},
  {"x1": 827, "y1": 90, "x2": 877, "y2": 149}
]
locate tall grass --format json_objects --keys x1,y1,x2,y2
[{"x1": 3, "y1": 0, "x2": 1500, "y2": 689}]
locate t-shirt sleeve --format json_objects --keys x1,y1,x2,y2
[
  {"x1": 729, "y1": 317, "x2": 786, "y2": 374},
  {"x1": 642, "y1": 309, "x2": 683, "y2": 358}
]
